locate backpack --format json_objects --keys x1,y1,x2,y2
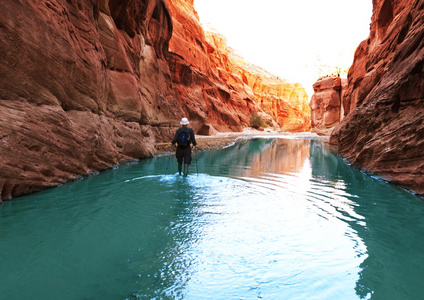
[{"x1": 177, "y1": 127, "x2": 191, "y2": 147}]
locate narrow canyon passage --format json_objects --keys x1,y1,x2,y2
[{"x1": 1, "y1": 138, "x2": 423, "y2": 299}]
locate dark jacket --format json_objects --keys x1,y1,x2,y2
[{"x1": 172, "y1": 127, "x2": 197, "y2": 147}]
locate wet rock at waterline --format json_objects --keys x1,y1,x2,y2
[
  {"x1": 330, "y1": 0, "x2": 424, "y2": 196},
  {"x1": 0, "y1": 0, "x2": 178, "y2": 200}
]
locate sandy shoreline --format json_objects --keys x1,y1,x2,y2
[{"x1": 155, "y1": 128, "x2": 329, "y2": 155}]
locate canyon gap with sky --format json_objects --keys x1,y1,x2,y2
[{"x1": 194, "y1": 0, "x2": 372, "y2": 96}]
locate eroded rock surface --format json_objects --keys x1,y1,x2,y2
[
  {"x1": 330, "y1": 0, "x2": 424, "y2": 195},
  {"x1": 0, "y1": 0, "x2": 180, "y2": 200},
  {"x1": 165, "y1": 1, "x2": 310, "y2": 133},
  {"x1": 310, "y1": 76, "x2": 347, "y2": 136},
  {"x1": 0, "y1": 0, "x2": 310, "y2": 200},
  {"x1": 228, "y1": 50, "x2": 311, "y2": 132}
]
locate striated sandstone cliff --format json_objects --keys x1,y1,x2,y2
[
  {"x1": 228, "y1": 50, "x2": 311, "y2": 132},
  {"x1": 165, "y1": 0, "x2": 310, "y2": 134},
  {"x1": 330, "y1": 0, "x2": 424, "y2": 196},
  {"x1": 0, "y1": 0, "x2": 182, "y2": 200},
  {"x1": 165, "y1": 0, "x2": 255, "y2": 133},
  {"x1": 310, "y1": 76, "x2": 347, "y2": 136},
  {"x1": 0, "y1": 0, "x2": 310, "y2": 201}
]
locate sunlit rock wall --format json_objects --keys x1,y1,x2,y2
[
  {"x1": 165, "y1": 0, "x2": 255, "y2": 133},
  {"x1": 330, "y1": 0, "x2": 424, "y2": 196},
  {"x1": 165, "y1": 0, "x2": 310, "y2": 133},
  {"x1": 0, "y1": 0, "x2": 311, "y2": 201},
  {"x1": 310, "y1": 76, "x2": 347, "y2": 136},
  {"x1": 228, "y1": 51, "x2": 311, "y2": 132}
]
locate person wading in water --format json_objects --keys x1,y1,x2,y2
[{"x1": 172, "y1": 117, "x2": 197, "y2": 177}]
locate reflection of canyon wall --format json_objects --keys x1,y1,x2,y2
[
  {"x1": 196, "y1": 138, "x2": 310, "y2": 178},
  {"x1": 309, "y1": 140, "x2": 345, "y2": 180},
  {"x1": 248, "y1": 139, "x2": 310, "y2": 176},
  {"x1": 309, "y1": 76, "x2": 347, "y2": 136},
  {"x1": 0, "y1": 0, "x2": 310, "y2": 201},
  {"x1": 217, "y1": 138, "x2": 310, "y2": 177},
  {"x1": 330, "y1": 0, "x2": 424, "y2": 196}
]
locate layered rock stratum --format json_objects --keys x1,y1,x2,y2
[
  {"x1": 310, "y1": 76, "x2": 347, "y2": 136},
  {"x1": 330, "y1": 0, "x2": 424, "y2": 196},
  {"x1": 165, "y1": 0, "x2": 310, "y2": 134},
  {"x1": 228, "y1": 50, "x2": 310, "y2": 132},
  {"x1": 0, "y1": 0, "x2": 310, "y2": 200}
]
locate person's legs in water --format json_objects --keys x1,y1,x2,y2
[
  {"x1": 176, "y1": 147, "x2": 184, "y2": 175},
  {"x1": 182, "y1": 146, "x2": 192, "y2": 177},
  {"x1": 183, "y1": 164, "x2": 189, "y2": 177}
]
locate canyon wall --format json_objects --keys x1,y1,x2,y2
[
  {"x1": 330, "y1": 0, "x2": 424, "y2": 196},
  {"x1": 228, "y1": 50, "x2": 310, "y2": 132},
  {"x1": 164, "y1": 0, "x2": 256, "y2": 134},
  {"x1": 0, "y1": 0, "x2": 309, "y2": 201},
  {"x1": 310, "y1": 76, "x2": 347, "y2": 136},
  {"x1": 0, "y1": 0, "x2": 181, "y2": 200},
  {"x1": 165, "y1": 0, "x2": 310, "y2": 134}
]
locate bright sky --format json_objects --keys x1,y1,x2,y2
[{"x1": 194, "y1": 0, "x2": 372, "y2": 97}]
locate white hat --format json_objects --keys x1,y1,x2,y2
[{"x1": 180, "y1": 117, "x2": 189, "y2": 125}]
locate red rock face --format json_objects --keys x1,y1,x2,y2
[
  {"x1": 330, "y1": 0, "x2": 424, "y2": 196},
  {"x1": 0, "y1": 0, "x2": 310, "y2": 201},
  {"x1": 165, "y1": 0, "x2": 310, "y2": 133},
  {"x1": 0, "y1": 101, "x2": 156, "y2": 199},
  {"x1": 0, "y1": 0, "x2": 181, "y2": 200},
  {"x1": 228, "y1": 51, "x2": 311, "y2": 132},
  {"x1": 310, "y1": 76, "x2": 347, "y2": 135},
  {"x1": 165, "y1": 0, "x2": 256, "y2": 133}
]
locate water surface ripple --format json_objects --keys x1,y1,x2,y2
[{"x1": 1, "y1": 138, "x2": 424, "y2": 300}]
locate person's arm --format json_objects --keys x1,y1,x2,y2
[
  {"x1": 190, "y1": 128, "x2": 197, "y2": 146},
  {"x1": 172, "y1": 129, "x2": 180, "y2": 145}
]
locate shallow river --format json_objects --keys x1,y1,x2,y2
[{"x1": 1, "y1": 137, "x2": 424, "y2": 300}]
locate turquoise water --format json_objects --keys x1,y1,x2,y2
[{"x1": 1, "y1": 137, "x2": 424, "y2": 300}]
